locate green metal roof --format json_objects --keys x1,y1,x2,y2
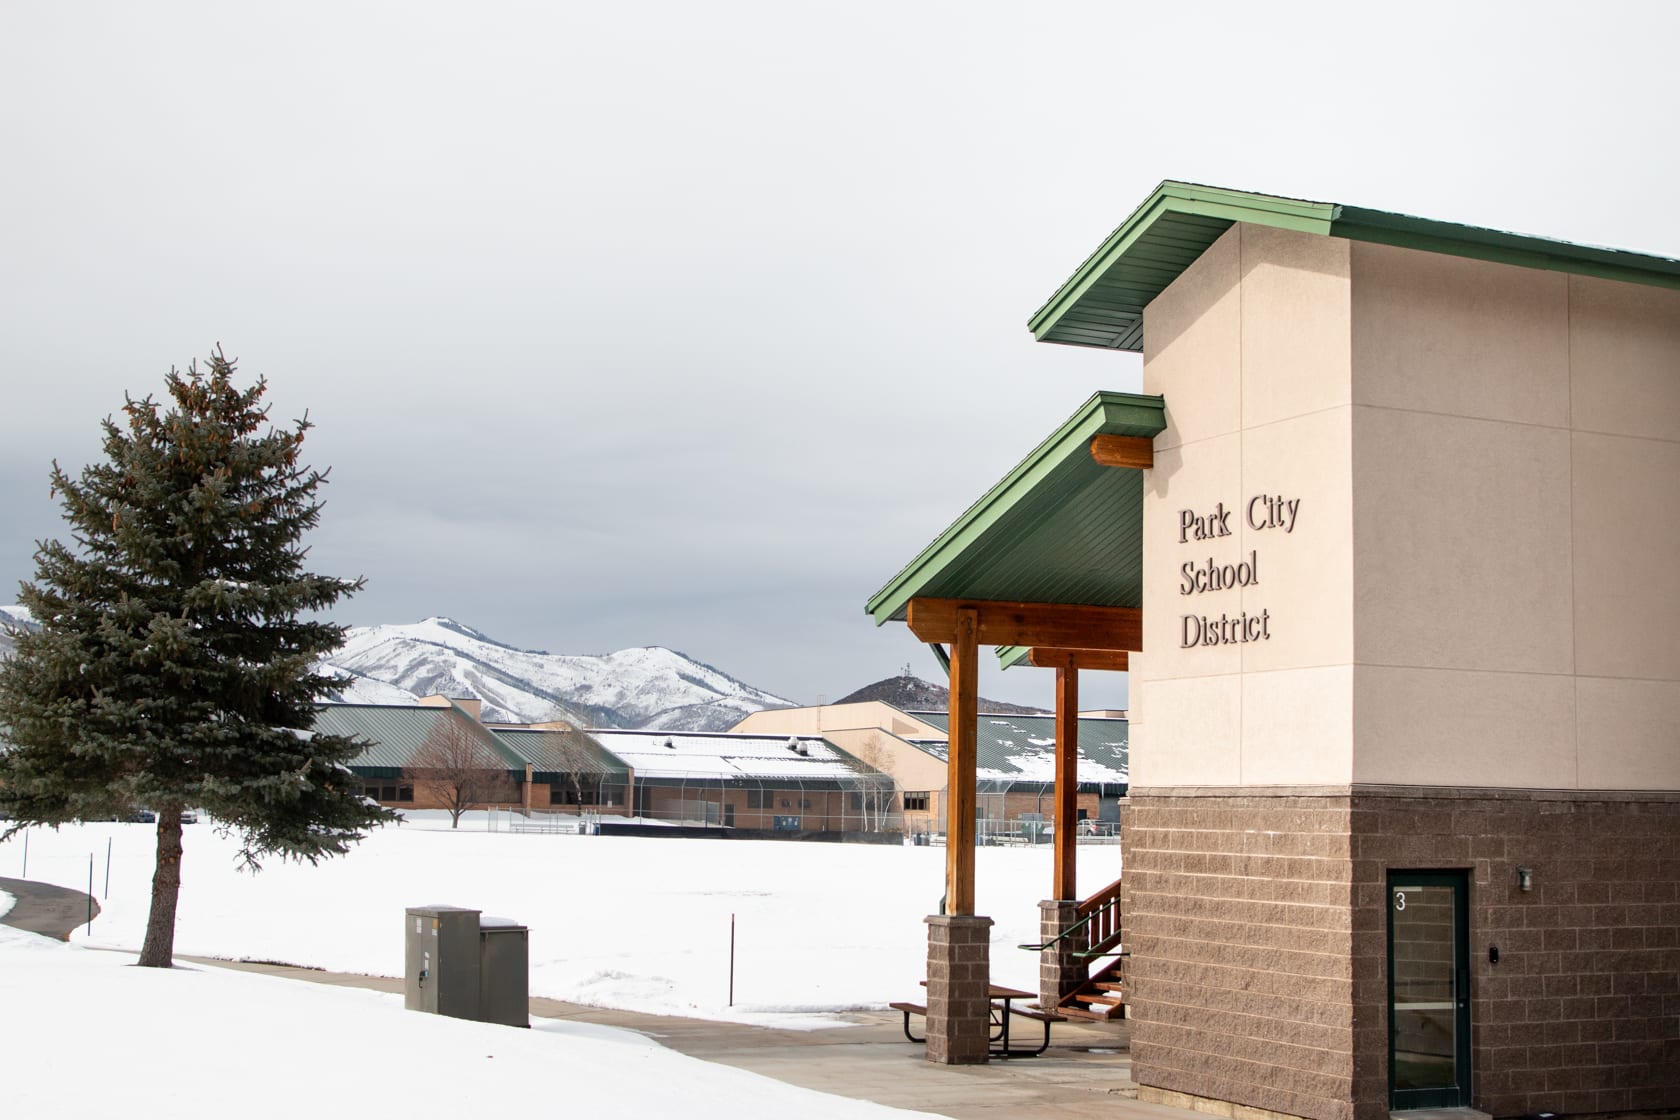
[
  {"x1": 865, "y1": 390, "x2": 1165, "y2": 626},
  {"x1": 1030, "y1": 180, "x2": 1680, "y2": 352},
  {"x1": 491, "y1": 727, "x2": 628, "y2": 782},
  {"x1": 312, "y1": 703, "x2": 523, "y2": 774},
  {"x1": 908, "y1": 712, "x2": 1128, "y2": 789}
]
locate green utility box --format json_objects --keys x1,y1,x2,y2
[
  {"x1": 405, "y1": 905, "x2": 528, "y2": 1027},
  {"x1": 477, "y1": 917, "x2": 530, "y2": 1027}
]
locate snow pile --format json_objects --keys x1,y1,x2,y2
[{"x1": 0, "y1": 925, "x2": 940, "y2": 1120}]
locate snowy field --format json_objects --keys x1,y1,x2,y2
[
  {"x1": 0, "y1": 924, "x2": 942, "y2": 1120},
  {"x1": 7, "y1": 812, "x2": 1121, "y2": 1023},
  {"x1": 0, "y1": 815, "x2": 1125, "y2": 1119}
]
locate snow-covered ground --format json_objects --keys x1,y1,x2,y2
[
  {"x1": 2, "y1": 815, "x2": 1123, "y2": 1119},
  {"x1": 0, "y1": 924, "x2": 940, "y2": 1119},
  {"x1": 7, "y1": 812, "x2": 1119, "y2": 1023}
]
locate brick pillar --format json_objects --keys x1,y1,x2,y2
[
  {"x1": 1038, "y1": 898, "x2": 1088, "y2": 1011},
  {"x1": 924, "y1": 913, "x2": 993, "y2": 1065}
]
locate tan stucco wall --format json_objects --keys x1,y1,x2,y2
[
  {"x1": 731, "y1": 701, "x2": 945, "y2": 740},
  {"x1": 1134, "y1": 226, "x2": 1680, "y2": 792},
  {"x1": 1134, "y1": 223, "x2": 1356, "y2": 787},
  {"x1": 819, "y1": 727, "x2": 949, "y2": 795},
  {"x1": 1349, "y1": 246, "x2": 1680, "y2": 790}
]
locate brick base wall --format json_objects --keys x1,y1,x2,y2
[
  {"x1": 1039, "y1": 898, "x2": 1089, "y2": 1010},
  {"x1": 1124, "y1": 787, "x2": 1680, "y2": 1120},
  {"x1": 1349, "y1": 787, "x2": 1680, "y2": 1118},
  {"x1": 925, "y1": 914, "x2": 993, "y2": 1064},
  {"x1": 1124, "y1": 794, "x2": 1358, "y2": 1120}
]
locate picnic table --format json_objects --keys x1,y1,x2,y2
[{"x1": 890, "y1": 981, "x2": 1064, "y2": 1058}]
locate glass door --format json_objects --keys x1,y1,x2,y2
[{"x1": 1388, "y1": 871, "x2": 1470, "y2": 1109}]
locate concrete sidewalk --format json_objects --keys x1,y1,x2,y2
[
  {"x1": 193, "y1": 957, "x2": 1171, "y2": 1120},
  {"x1": 0, "y1": 875, "x2": 100, "y2": 940}
]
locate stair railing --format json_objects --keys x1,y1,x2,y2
[{"x1": 1016, "y1": 875, "x2": 1124, "y2": 958}]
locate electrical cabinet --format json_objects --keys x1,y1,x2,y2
[{"x1": 477, "y1": 917, "x2": 530, "y2": 1027}]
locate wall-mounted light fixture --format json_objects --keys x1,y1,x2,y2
[{"x1": 1516, "y1": 867, "x2": 1534, "y2": 893}]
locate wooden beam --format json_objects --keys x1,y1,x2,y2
[
  {"x1": 1025, "y1": 647, "x2": 1130, "y2": 673},
  {"x1": 1089, "y1": 434, "x2": 1154, "y2": 470},
  {"x1": 907, "y1": 598, "x2": 1142, "y2": 652},
  {"x1": 945, "y1": 607, "x2": 979, "y2": 916},
  {"x1": 1053, "y1": 661, "x2": 1079, "y2": 901}
]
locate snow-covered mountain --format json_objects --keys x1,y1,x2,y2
[
  {"x1": 322, "y1": 617, "x2": 795, "y2": 731},
  {"x1": 0, "y1": 605, "x2": 36, "y2": 658},
  {"x1": 0, "y1": 608, "x2": 795, "y2": 732}
]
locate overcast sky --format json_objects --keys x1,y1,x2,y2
[{"x1": 3, "y1": 2, "x2": 1677, "y2": 709}]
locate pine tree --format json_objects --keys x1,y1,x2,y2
[{"x1": 0, "y1": 348, "x2": 393, "y2": 967}]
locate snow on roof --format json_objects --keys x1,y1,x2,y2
[
  {"x1": 905, "y1": 712, "x2": 1127, "y2": 786},
  {"x1": 586, "y1": 730, "x2": 875, "y2": 783}
]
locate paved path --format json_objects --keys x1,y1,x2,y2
[
  {"x1": 0, "y1": 875, "x2": 100, "y2": 940},
  {"x1": 191, "y1": 958, "x2": 1165, "y2": 1120}
]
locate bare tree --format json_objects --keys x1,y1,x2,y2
[
  {"x1": 850, "y1": 733, "x2": 900, "y2": 832},
  {"x1": 407, "y1": 712, "x2": 517, "y2": 828},
  {"x1": 513, "y1": 724, "x2": 618, "y2": 814}
]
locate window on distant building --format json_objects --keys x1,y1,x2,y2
[
  {"x1": 747, "y1": 789, "x2": 775, "y2": 809},
  {"x1": 903, "y1": 791, "x2": 930, "y2": 812}
]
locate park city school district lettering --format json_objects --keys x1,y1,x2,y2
[{"x1": 1177, "y1": 493, "x2": 1301, "y2": 649}]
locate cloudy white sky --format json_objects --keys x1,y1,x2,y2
[{"x1": 3, "y1": 2, "x2": 1677, "y2": 708}]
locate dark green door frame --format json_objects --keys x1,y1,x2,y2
[{"x1": 1387, "y1": 870, "x2": 1471, "y2": 1110}]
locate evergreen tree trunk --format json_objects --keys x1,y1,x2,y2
[{"x1": 138, "y1": 806, "x2": 185, "y2": 968}]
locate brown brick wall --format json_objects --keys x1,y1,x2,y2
[
  {"x1": 979, "y1": 790, "x2": 1109, "y2": 823},
  {"x1": 1349, "y1": 789, "x2": 1680, "y2": 1119},
  {"x1": 1124, "y1": 795, "x2": 1358, "y2": 1120},
  {"x1": 1126, "y1": 789, "x2": 1680, "y2": 1120}
]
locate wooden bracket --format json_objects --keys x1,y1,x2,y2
[{"x1": 1089, "y1": 434, "x2": 1154, "y2": 470}]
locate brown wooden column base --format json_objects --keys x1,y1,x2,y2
[
  {"x1": 924, "y1": 913, "x2": 993, "y2": 1065},
  {"x1": 1038, "y1": 898, "x2": 1088, "y2": 1011}
]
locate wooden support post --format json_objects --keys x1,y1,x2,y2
[
  {"x1": 1053, "y1": 660, "x2": 1079, "y2": 901},
  {"x1": 946, "y1": 606, "x2": 979, "y2": 916}
]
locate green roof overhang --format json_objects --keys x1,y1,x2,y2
[
  {"x1": 865, "y1": 389, "x2": 1165, "y2": 628},
  {"x1": 1030, "y1": 181, "x2": 1680, "y2": 352}
]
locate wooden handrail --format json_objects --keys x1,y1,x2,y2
[
  {"x1": 1018, "y1": 876, "x2": 1125, "y2": 956},
  {"x1": 1075, "y1": 876, "x2": 1123, "y2": 917},
  {"x1": 1075, "y1": 876, "x2": 1124, "y2": 957}
]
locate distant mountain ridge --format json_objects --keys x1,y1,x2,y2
[
  {"x1": 0, "y1": 605, "x2": 37, "y2": 659},
  {"x1": 323, "y1": 617, "x2": 795, "y2": 731},
  {"x1": 0, "y1": 608, "x2": 795, "y2": 733},
  {"x1": 836, "y1": 672, "x2": 1048, "y2": 716}
]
